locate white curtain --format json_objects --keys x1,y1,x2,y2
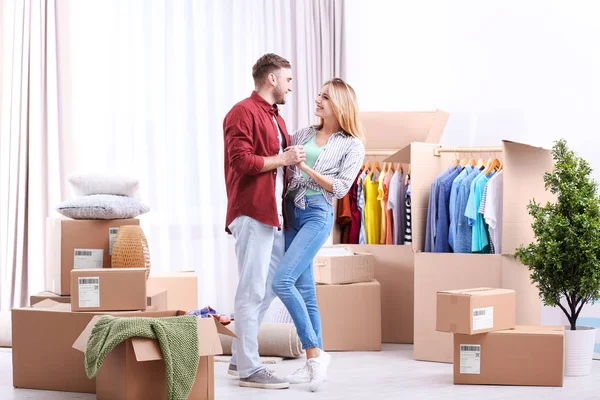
[
  {"x1": 0, "y1": 0, "x2": 67, "y2": 312},
  {"x1": 65, "y1": 0, "x2": 344, "y2": 315}
]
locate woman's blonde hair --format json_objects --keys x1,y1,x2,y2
[{"x1": 315, "y1": 78, "x2": 365, "y2": 142}]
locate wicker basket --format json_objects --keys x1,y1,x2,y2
[{"x1": 111, "y1": 225, "x2": 151, "y2": 279}]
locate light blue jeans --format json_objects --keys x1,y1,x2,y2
[
  {"x1": 272, "y1": 195, "x2": 333, "y2": 350},
  {"x1": 228, "y1": 215, "x2": 284, "y2": 378}
]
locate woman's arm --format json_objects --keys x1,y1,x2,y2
[{"x1": 297, "y1": 162, "x2": 334, "y2": 192}]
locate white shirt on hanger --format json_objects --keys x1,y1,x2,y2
[{"x1": 483, "y1": 170, "x2": 503, "y2": 253}]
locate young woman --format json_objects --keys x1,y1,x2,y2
[{"x1": 271, "y1": 78, "x2": 365, "y2": 392}]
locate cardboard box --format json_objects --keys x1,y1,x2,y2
[
  {"x1": 30, "y1": 289, "x2": 167, "y2": 311},
  {"x1": 454, "y1": 326, "x2": 564, "y2": 386},
  {"x1": 30, "y1": 291, "x2": 71, "y2": 305},
  {"x1": 11, "y1": 300, "x2": 172, "y2": 393},
  {"x1": 313, "y1": 246, "x2": 375, "y2": 284},
  {"x1": 147, "y1": 271, "x2": 198, "y2": 311},
  {"x1": 46, "y1": 217, "x2": 140, "y2": 295},
  {"x1": 414, "y1": 253, "x2": 542, "y2": 363},
  {"x1": 316, "y1": 280, "x2": 382, "y2": 351},
  {"x1": 70, "y1": 268, "x2": 147, "y2": 312},
  {"x1": 436, "y1": 288, "x2": 516, "y2": 334},
  {"x1": 72, "y1": 313, "x2": 237, "y2": 400}
]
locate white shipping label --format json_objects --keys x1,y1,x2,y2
[
  {"x1": 472, "y1": 306, "x2": 494, "y2": 331},
  {"x1": 459, "y1": 344, "x2": 481, "y2": 374},
  {"x1": 78, "y1": 277, "x2": 100, "y2": 308},
  {"x1": 109, "y1": 227, "x2": 119, "y2": 255},
  {"x1": 74, "y1": 249, "x2": 103, "y2": 269}
]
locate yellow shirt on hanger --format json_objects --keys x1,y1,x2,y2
[
  {"x1": 364, "y1": 173, "x2": 382, "y2": 245},
  {"x1": 377, "y1": 171, "x2": 386, "y2": 244}
]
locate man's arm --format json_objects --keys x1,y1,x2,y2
[{"x1": 261, "y1": 146, "x2": 306, "y2": 172}]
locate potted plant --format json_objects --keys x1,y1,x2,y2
[{"x1": 514, "y1": 139, "x2": 600, "y2": 377}]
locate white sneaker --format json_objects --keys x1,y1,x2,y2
[
  {"x1": 308, "y1": 350, "x2": 331, "y2": 392},
  {"x1": 285, "y1": 362, "x2": 311, "y2": 384}
]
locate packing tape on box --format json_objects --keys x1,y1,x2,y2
[{"x1": 219, "y1": 322, "x2": 303, "y2": 358}]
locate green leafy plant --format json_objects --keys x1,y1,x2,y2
[{"x1": 514, "y1": 139, "x2": 600, "y2": 330}]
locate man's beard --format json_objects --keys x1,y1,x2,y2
[{"x1": 274, "y1": 86, "x2": 286, "y2": 105}]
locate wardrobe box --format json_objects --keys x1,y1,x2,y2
[
  {"x1": 316, "y1": 280, "x2": 382, "y2": 351},
  {"x1": 328, "y1": 110, "x2": 447, "y2": 344},
  {"x1": 453, "y1": 325, "x2": 564, "y2": 386},
  {"x1": 11, "y1": 300, "x2": 172, "y2": 393},
  {"x1": 147, "y1": 271, "x2": 198, "y2": 311},
  {"x1": 30, "y1": 291, "x2": 71, "y2": 305},
  {"x1": 70, "y1": 268, "x2": 147, "y2": 312},
  {"x1": 383, "y1": 140, "x2": 555, "y2": 362},
  {"x1": 45, "y1": 217, "x2": 140, "y2": 296},
  {"x1": 313, "y1": 245, "x2": 375, "y2": 284},
  {"x1": 436, "y1": 288, "x2": 516, "y2": 335},
  {"x1": 72, "y1": 313, "x2": 237, "y2": 400}
]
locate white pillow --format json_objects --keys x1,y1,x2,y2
[
  {"x1": 68, "y1": 173, "x2": 139, "y2": 197},
  {"x1": 56, "y1": 194, "x2": 150, "y2": 220}
]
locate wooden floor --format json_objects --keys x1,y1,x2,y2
[{"x1": 2, "y1": 345, "x2": 600, "y2": 399}]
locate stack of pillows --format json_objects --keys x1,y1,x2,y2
[{"x1": 56, "y1": 173, "x2": 150, "y2": 220}]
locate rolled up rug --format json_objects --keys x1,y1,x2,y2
[{"x1": 219, "y1": 322, "x2": 303, "y2": 358}]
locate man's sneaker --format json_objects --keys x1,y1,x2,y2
[
  {"x1": 228, "y1": 364, "x2": 275, "y2": 378},
  {"x1": 285, "y1": 362, "x2": 311, "y2": 384},
  {"x1": 308, "y1": 350, "x2": 331, "y2": 392},
  {"x1": 239, "y1": 368, "x2": 290, "y2": 389}
]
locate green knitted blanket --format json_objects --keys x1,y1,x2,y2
[{"x1": 85, "y1": 315, "x2": 200, "y2": 400}]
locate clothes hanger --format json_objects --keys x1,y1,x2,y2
[
  {"x1": 396, "y1": 163, "x2": 403, "y2": 173},
  {"x1": 476, "y1": 157, "x2": 485, "y2": 169},
  {"x1": 363, "y1": 160, "x2": 371, "y2": 173},
  {"x1": 372, "y1": 160, "x2": 381, "y2": 172}
]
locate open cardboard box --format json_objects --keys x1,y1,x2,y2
[
  {"x1": 11, "y1": 299, "x2": 175, "y2": 393},
  {"x1": 72, "y1": 312, "x2": 237, "y2": 400},
  {"x1": 382, "y1": 140, "x2": 554, "y2": 362}
]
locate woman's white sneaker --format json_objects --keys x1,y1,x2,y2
[
  {"x1": 285, "y1": 362, "x2": 311, "y2": 384},
  {"x1": 308, "y1": 351, "x2": 331, "y2": 392}
]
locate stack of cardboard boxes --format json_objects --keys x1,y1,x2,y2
[
  {"x1": 11, "y1": 216, "x2": 230, "y2": 400},
  {"x1": 314, "y1": 245, "x2": 382, "y2": 351},
  {"x1": 436, "y1": 288, "x2": 564, "y2": 387}
]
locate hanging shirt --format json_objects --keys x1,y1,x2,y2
[
  {"x1": 383, "y1": 171, "x2": 394, "y2": 245},
  {"x1": 424, "y1": 166, "x2": 454, "y2": 252},
  {"x1": 483, "y1": 171, "x2": 503, "y2": 254},
  {"x1": 387, "y1": 170, "x2": 406, "y2": 245},
  {"x1": 404, "y1": 176, "x2": 412, "y2": 244},
  {"x1": 357, "y1": 171, "x2": 367, "y2": 245},
  {"x1": 465, "y1": 171, "x2": 495, "y2": 253},
  {"x1": 478, "y1": 184, "x2": 495, "y2": 254},
  {"x1": 348, "y1": 171, "x2": 362, "y2": 244},
  {"x1": 377, "y1": 171, "x2": 387, "y2": 244},
  {"x1": 336, "y1": 193, "x2": 352, "y2": 243},
  {"x1": 364, "y1": 172, "x2": 382, "y2": 244},
  {"x1": 448, "y1": 165, "x2": 474, "y2": 251},
  {"x1": 434, "y1": 166, "x2": 462, "y2": 252},
  {"x1": 454, "y1": 169, "x2": 484, "y2": 253}
]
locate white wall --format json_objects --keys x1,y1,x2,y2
[
  {"x1": 345, "y1": 0, "x2": 600, "y2": 180},
  {"x1": 344, "y1": 0, "x2": 600, "y2": 334}
]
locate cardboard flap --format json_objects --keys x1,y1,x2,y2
[
  {"x1": 439, "y1": 287, "x2": 494, "y2": 295},
  {"x1": 360, "y1": 110, "x2": 449, "y2": 150},
  {"x1": 132, "y1": 337, "x2": 164, "y2": 362},
  {"x1": 211, "y1": 317, "x2": 238, "y2": 339},
  {"x1": 502, "y1": 140, "x2": 555, "y2": 255},
  {"x1": 72, "y1": 315, "x2": 105, "y2": 353},
  {"x1": 384, "y1": 144, "x2": 412, "y2": 164},
  {"x1": 32, "y1": 299, "x2": 61, "y2": 309}
]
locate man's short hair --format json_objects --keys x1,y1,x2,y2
[{"x1": 252, "y1": 54, "x2": 291, "y2": 86}]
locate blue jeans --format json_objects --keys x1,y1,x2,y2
[{"x1": 272, "y1": 195, "x2": 333, "y2": 350}]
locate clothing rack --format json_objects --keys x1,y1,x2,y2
[
  {"x1": 433, "y1": 146, "x2": 503, "y2": 156},
  {"x1": 364, "y1": 149, "x2": 400, "y2": 156}
]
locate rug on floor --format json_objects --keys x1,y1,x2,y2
[{"x1": 214, "y1": 355, "x2": 283, "y2": 364}]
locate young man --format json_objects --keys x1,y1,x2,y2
[{"x1": 223, "y1": 53, "x2": 305, "y2": 389}]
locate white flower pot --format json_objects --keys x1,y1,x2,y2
[{"x1": 564, "y1": 326, "x2": 596, "y2": 376}]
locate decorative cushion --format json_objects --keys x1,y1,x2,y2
[
  {"x1": 56, "y1": 195, "x2": 150, "y2": 220},
  {"x1": 68, "y1": 173, "x2": 139, "y2": 197}
]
